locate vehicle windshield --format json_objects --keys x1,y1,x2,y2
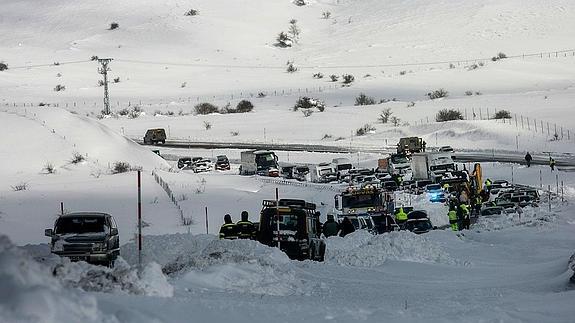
[
  {"x1": 342, "y1": 193, "x2": 379, "y2": 209},
  {"x1": 272, "y1": 213, "x2": 299, "y2": 231},
  {"x1": 391, "y1": 155, "x2": 409, "y2": 164},
  {"x1": 55, "y1": 216, "x2": 107, "y2": 234},
  {"x1": 319, "y1": 168, "x2": 333, "y2": 176},
  {"x1": 427, "y1": 184, "x2": 442, "y2": 191},
  {"x1": 337, "y1": 164, "x2": 352, "y2": 171},
  {"x1": 406, "y1": 220, "x2": 432, "y2": 232},
  {"x1": 256, "y1": 153, "x2": 277, "y2": 168}
]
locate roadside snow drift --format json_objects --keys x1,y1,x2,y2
[
  {"x1": 325, "y1": 230, "x2": 457, "y2": 267},
  {"x1": 0, "y1": 235, "x2": 112, "y2": 323},
  {"x1": 123, "y1": 234, "x2": 315, "y2": 296}
]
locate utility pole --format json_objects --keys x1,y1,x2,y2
[{"x1": 97, "y1": 58, "x2": 113, "y2": 115}]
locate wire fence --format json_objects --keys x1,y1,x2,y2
[
  {"x1": 2, "y1": 84, "x2": 341, "y2": 110},
  {"x1": 151, "y1": 169, "x2": 192, "y2": 226},
  {"x1": 256, "y1": 176, "x2": 344, "y2": 192},
  {"x1": 413, "y1": 106, "x2": 575, "y2": 145}
]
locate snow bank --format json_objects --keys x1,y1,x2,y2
[
  {"x1": 473, "y1": 206, "x2": 555, "y2": 232},
  {"x1": 123, "y1": 233, "x2": 315, "y2": 296},
  {"x1": 0, "y1": 235, "x2": 113, "y2": 323},
  {"x1": 52, "y1": 258, "x2": 173, "y2": 297},
  {"x1": 325, "y1": 230, "x2": 456, "y2": 267}
]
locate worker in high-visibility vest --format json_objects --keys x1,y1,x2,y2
[
  {"x1": 448, "y1": 206, "x2": 458, "y2": 231},
  {"x1": 395, "y1": 207, "x2": 408, "y2": 228}
]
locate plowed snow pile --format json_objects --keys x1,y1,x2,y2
[
  {"x1": 123, "y1": 234, "x2": 316, "y2": 296},
  {"x1": 0, "y1": 236, "x2": 112, "y2": 323},
  {"x1": 52, "y1": 258, "x2": 173, "y2": 297},
  {"x1": 325, "y1": 230, "x2": 456, "y2": 267},
  {"x1": 473, "y1": 206, "x2": 555, "y2": 232}
]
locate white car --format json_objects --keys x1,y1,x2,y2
[{"x1": 193, "y1": 159, "x2": 213, "y2": 173}]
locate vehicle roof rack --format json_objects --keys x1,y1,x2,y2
[{"x1": 262, "y1": 199, "x2": 316, "y2": 210}]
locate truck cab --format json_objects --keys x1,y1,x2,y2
[
  {"x1": 257, "y1": 199, "x2": 325, "y2": 261},
  {"x1": 388, "y1": 154, "x2": 411, "y2": 175},
  {"x1": 44, "y1": 212, "x2": 120, "y2": 267},
  {"x1": 239, "y1": 150, "x2": 279, "y2": 176}
]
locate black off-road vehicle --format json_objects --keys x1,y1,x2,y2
[
  {"x1": 45, "y1": 212, "x2": 120, "y2": 267},
  {"x1": 143, "y1": 128, "x2": 166, "y2": 145},
  {"x1": 257, "y1": 199, "x2": 325, "y2": 261}
]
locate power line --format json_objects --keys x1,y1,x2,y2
[
  {"x1": 8, "y1": 60, "x2": 93, "y2": 70},
  {"x1": 115, "y1": 48, "x2": 575, "y2": 70},
  {"x1": 4, "y1": 48, "x2": 575, "y2": 71}
]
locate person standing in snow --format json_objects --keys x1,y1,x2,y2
[
  {"x1": 458, "y1": 203, "x2": 470, "y2": 230},
  {"x1": 549, "y1": 157, "x2": 556, "y2": 171},
  {"x1": 236, "y1": 211, "x2": 256, "y2": 239},
  {"x1": 323, "y1": 214, "x2": 339, "y2": 238},
  {"x1": 395, "y1": 207, "x2": 408, "y2": 228},
  {"x1": 219, "y1": 214, "x2": 238, "y2": 240},
  {"x1": 339, "y1": 217, "x2": 355, "y2": 237},
  {"x1": 525, "y1": 152, "x2": 532, "y2": 167},
  {"x1": 448, "y1": 206, "x2": 458, "y2": 231}
]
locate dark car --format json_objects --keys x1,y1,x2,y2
[
  {"x1": 481, "y1": 207, "x2": 504, "y2": 216},
  {"x1": 178, "y1": 157, "x2": 193, "y2": 169},
  {"x1": 405, "y1": 210, "x2": 434, "y2": 234},
  {"x1": 143, "y1": 128, "x2": 166, "y2": 145},
  {"x1": 382, "y1": 180, "x2": 398, "y2": 191},
  {"x1": 45, "y1": 212, "x2": 120, "y2": 267},
  {"x1": 215, "y1": 155, "x2": 230, "y2": 170},
  {"x1": 257, "y1": 199, "x2": 325, "y2": 261}
]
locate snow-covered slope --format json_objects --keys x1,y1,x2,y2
[{"x1": 1, "y1": 0, "x2": 575, "y2": 100}]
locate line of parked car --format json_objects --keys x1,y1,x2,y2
[
  {"x1": 480, "y1": 180, "x2": 540, "y2": 216},
  {"x1": 177, "y1": 155, "x2": 231, "y2": 172}
]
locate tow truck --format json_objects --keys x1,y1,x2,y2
[
  {"x1": 257, "y1": 199, "x2": 325, "y2": 261},
  {"x1": 334, "y1": 186, "x2": 390, "y2": 231}
]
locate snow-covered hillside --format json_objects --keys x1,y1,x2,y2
[{"x1": 1, "y1": 0, "x2": 575, "y2": 322}]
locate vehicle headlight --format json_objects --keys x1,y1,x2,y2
[
  {"x1": 92, "y1": 242, "x2": 106, "y2": 251},
  {"x1": 52, "y1": 239, "x2": 64, "y2": 252}
]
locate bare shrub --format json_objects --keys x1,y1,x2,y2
[
  {"x1": 322, "y1": 11, "x2": 331, "y2": 19},
  {"x1": 427, "y1": 88, "x2": 448, "y2": 100},
  {"x1": 0, "y1": 62, "x2": 8, "y2": 71},
  {"x1": 293, "y1": 97, "x2": 325, "y2": 112},
  {"x1": 203, "y1": 121, "x2": 212, "y2": 130},
  {"x1": 54, "y1": 84, "x2": 66, "y2": 92},
  {"x1": 329, "y1": 75, "x2": 339, "y2": 82},
  {"x1": 321, "y1": 134, "x2": 333, "y2": 140},
  {"x1": 407, "y1": 101, "x2": 415, "y2": 108},
  {"x1": 390, "y1": 116, "x2": 401, "y2": 127},
  {"x1": 43, "y1": 162, "x2": 56, "y2": 174},
  {"x1": 185, "y1": 9, "x2": 199, "y2": 16},
  {"x1": 313, "y1": 72, "x2": 324, "y2": 79},
  {"x1": 109, "y1": 22, "x2": 119, "y2": 30},
  {"x1": 356, "y1": 124, "x2": 375, "y2": 136},
  {"x1": 288, "y1": 19, "x2": 300, "y2": 43},
  {"x1": 286, "y1": 61, "x2": 297, "y2": 73},
  {"x1": 355, "y1": 93, "x2": 376, "y2": 106},
  {"x1": 436, "y1": 109, "x2": 463, "y2": 122},
  {"x1": 465, "y1": 90, "x2": 473, "y2": 96},
  {"x1": 378, "y1": 108, "x2": 392, "y2": 123},
  {"x1": 195, "y1": 102, "x2": 219, "y2": 115},
  {"x1": 302, "y1": 109, "x2": 313, "y2": 117},
  {"x1": 113, "y1": 77, "x2": 120, "y2": 83},
  {"x1": 493, "y1": 110, "x2": 511, "y2": 119},
  {"x1": 342, "y1": 74, "x2": 355, "y2": 85},
  {"x1": 70, "y1": 152, "x2": 85, "y2": 164},
  {"x1": 11, "y1": 182, "x2": 28, "y2": 191},
  {"x1": 112, "y1": 161, "x2": 131, "y2": 174},
  {"x1": 276, "y1": 32, "x2": 292, "y2": 48},
  {"x1": 235, "y1": 100, "x2": 254, "y2": 113},
  {"x1": 230, "y1": 131, "x2": 239, "y2": 136},
  {"x1": 293, "y1": 0, "x2": 306, "y2": 6}
]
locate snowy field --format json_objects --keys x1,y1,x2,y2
[{"x1": 1, "y1": 0, "x2": 575, "y2": 322}]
